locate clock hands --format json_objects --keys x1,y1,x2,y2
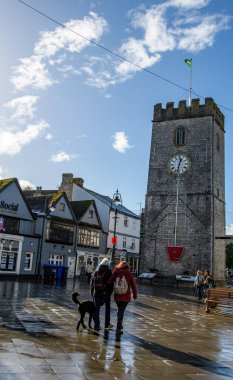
[{"x1": 176, "y1": 157, "x2": 183, "y2": 173}]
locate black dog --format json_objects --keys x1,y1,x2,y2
[{"x1": 71, "y1": 292, "x2": 95, "y2": 330}]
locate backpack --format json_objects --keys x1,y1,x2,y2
[
  {"x1": 93, "y1": 272, "x2": 105, "y2": 291},
  {"x1": 114, "y1": 275, "x2": 128, "y2": 295}
]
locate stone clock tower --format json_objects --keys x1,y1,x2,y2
[{"x1": 141, "y1": 98, "x2": 226, "y2": 283}]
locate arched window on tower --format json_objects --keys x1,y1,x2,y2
[{"x1": 175, "y1": 128, "x2": 186, "y2": 146}]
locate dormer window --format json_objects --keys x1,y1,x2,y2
[
  {"x1": 88, "y1": 210, "x2": 93, "y2": 218},
  {"x1": 60, "y1": 203, "x2": 65, "y2": 211},
  {"x1": 175, "y1": 128, "x2": 186, "y2": 146}
]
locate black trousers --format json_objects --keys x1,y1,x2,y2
[{"x1": 116, "y1": 301, "x2": 128, "y2": 331}]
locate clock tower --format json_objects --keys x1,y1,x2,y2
[{"x1": 141, "y1": 98, "x2": 226, "y2": 283}]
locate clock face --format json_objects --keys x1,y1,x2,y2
[{"x1": 169, "y1": 154, "x2": 190, "y2": 175}]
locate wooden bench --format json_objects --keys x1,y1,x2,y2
[{"x1": 205, "y1": 288, "x2": 233, "y2": 313}]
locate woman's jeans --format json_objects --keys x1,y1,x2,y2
[
  {"x1": 93, "y1": 293, "x2": 111, "y2": 329},
  {"x1": 116, "y1": 301, "x2": 128, "y2": 331},
  {"x1": 196, "y1": 285, "x2": 203, "y2": 299}
]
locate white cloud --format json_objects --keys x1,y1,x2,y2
[
  {"x1": 176, "y1": 14, "x2": 231, "y2": 52},
  {"x1": 4, "y1": 95, "x2": 39, "y2": 123},
  {"x1": 45, "y1": 133, "x2": 53, "y2": 140},
  {"x1": 112, "y1": 131, "x2": 133, "y2": 154},
  {"x1": 35, "y1": 14, "x2": 107, "y2": 57},
  {"x1": 50, "y1": 151, "x2": 76, "y2": 162},
  {"x1": 0, "y1": 120, "x2": 49, "y2": 156},
  {"x1": 83, "y1": 1, "x2": 231, "y2": 88},
  {"x1": 226, "y1": 225, "x2": 233, "y2": 235},
  {"x1": 167, "y1": 0, "x2": 210, "y2": 9},
  {"x1": 116, "y1": 39, "x2": 161, "y2": 75},
  {"x1": 11, "y1": 55, "x2": 55, "y2": 91},
  {"x1": 11, "y1": 13, "x2": 108, "y2": 91},
  {"x1": 19, "y1": 179, "x2": 36, "y2": 190},
  {"x1": 7, "y1": 2, "x2": 232, "y2": 100}
]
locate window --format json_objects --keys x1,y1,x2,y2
[
  {"x1": 88, "y1": 210, "x2": 93, "y2": 218},
  {"x1": 131, "y1": 239, "x2": 136, "y2": 250},
  {"x1": 78, "y1": 228, "x2": 100, "y2": 248},
  {"x1": 123, "y1": 237, "x2": 127, "y2": 249},
  {"x1": 124, "y1": 216, "x2": 129, "y2": 227},
  {"x1": 175, "y1": 128, "x2": 186, "y2": 146},
  {"x1": 0, "y1": 240, "x2": 19, "y2": 272},
  {"x1": 59, "y1": 203, "x2": 65, "y2": 211},
  {"x1": 46, "y1": 220, "x2": 74, "y2": 244},
  {"x1": 0, "y1": 215, "x2": 19, "y2": 234},
  {"x1": 49, "y1": 254, "x2": 63, "y2": 265},
  {"x1": 24, "y1": 252, "x2": 33, "y2": 271}
]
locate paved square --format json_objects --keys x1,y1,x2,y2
[{"x1": 0, "y1": 280, "x2": 232, "y2": 379}]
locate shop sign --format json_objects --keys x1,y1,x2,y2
[{"x1": 0, "y1": 201, "x2": 19, "y2": 212}]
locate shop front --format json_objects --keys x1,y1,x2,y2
[
  {"x1": 0, "y1": 178, "x2": 40, "y2": 279},
  {"x1": 76, "y1": 250, "x2": 111, "y2": 276}
]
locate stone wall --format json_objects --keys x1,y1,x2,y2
[{"x1": 141, "y1": 98, "x2": 225, "y2": 281}]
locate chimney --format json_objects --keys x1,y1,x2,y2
[
  {"x1": 59, "y1": 173, "x2": 74, "y2": 201},
  {"x1": 35, "y1": 186, "x2": 42, "y2": 196},
  {"x1": 73, "y1": 177, "x2": 84, "y2": 187}
]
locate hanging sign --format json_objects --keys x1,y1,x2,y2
[
  {"x1": 111, "y1": 236, "x2": 117, "y2": 244},
  {"x1": 167, "y1": 246, "x2": 184, "y2": 262}
]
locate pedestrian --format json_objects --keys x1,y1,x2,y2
[
  {"x1": 194, "y1": 269, "x2": 205, "y2": 300},
  {"x1": 91, "y1": 258, "x2": 113, "y2": 332},
  {"x1": 108, "y1": 261, "x2": 137, "y2": 337},
  {"x1": 204, "y1": 270, "x2": 214, "y2": 291},
  {"x1": 86, "y1": 261, "x2": 94, "y2": 284}
]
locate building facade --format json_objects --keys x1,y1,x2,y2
[
  {"x1": 59, "y1": 173, "x2": 141, "y2": 274},
  {"x1": 26, "y1": 192, "x2": 77, "y2": 279},
  {"x1": 70, "y1": 200, "x2": 107, "y2": 275},
  {"x1": 0, "y1": 178, "x2": 39, "y2": 279},
  {"x1": 141, "y1": 98, "x2": 226, "y2": 283}
]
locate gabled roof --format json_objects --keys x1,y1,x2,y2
[
  {"x1": 0, "y1": 178, "x2": 35, "y2": 219},
  {"x1": 80, "y1": 187, "x2": 140, "y2": 219},
  {"x1": 26, "y1": 193, "x2": 58, "y2": 214},
  {"x1": 26, "y1": 192, "x2": 76, "y2": 221},
  {"x1": 0, "y1": 178, "x2": 14, "y2": 192},
  {"x1": 70, "y1": 200, "x2": 103, "y2": 229}
]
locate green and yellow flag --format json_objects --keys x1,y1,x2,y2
[{"x1": 184, "y1": 58, "x2": 192, "y2": 68}]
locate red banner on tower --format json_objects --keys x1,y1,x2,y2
[{"x1": 166, "y1": 246, "x2": 184, "y2": 262}]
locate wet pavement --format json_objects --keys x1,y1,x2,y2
[{"x1": 0, "y1": 280, "x2": 232, "y2": 379}]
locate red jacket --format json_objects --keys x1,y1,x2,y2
[{"x1": 108, "y1": 268, "x2": 137, "y2": 303}]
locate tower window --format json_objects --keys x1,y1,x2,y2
[{"x1": 175, "y1": 128, "x2": 186, "y2": 146}]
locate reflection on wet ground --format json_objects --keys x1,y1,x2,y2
[{"x1": 0, "y1": 279, "x2": 232, "y2": 379}]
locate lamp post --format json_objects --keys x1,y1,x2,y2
[
  {"x1": 111, "y1": 189, "x2": 122, "y2": 267},
  {"x1": 37, "y1": 196, "x2": 55, "y2": 282}
]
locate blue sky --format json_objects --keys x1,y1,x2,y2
[{"x1": 0, "y1": 0, "x2": 233, "y2": 230}]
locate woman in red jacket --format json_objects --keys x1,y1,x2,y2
[{"x1": 108, "y1": 261, "x2": 137, "y2": 336}]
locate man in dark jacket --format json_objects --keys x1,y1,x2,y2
[{"x1": 91, "y1": 258, "x2": 113, "y2": 331}]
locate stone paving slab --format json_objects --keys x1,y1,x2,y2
[{"x1": 0, "y1": 280, "x2": 232, "y2": 379}]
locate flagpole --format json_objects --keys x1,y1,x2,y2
[{"x1": 189, "y1": 60, "x2": 192, "y2": 106}]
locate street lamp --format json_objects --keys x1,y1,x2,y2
[
  {"x1": 111, "y1": 189, "x2": 122, "y2": 267},
  {"x1": 37, "y1": 196, "x2": 55, "y2": 282}
]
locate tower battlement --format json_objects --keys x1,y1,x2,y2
[{"x1": 153, "y1": 97, "x2": 224, "y2": 130}]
